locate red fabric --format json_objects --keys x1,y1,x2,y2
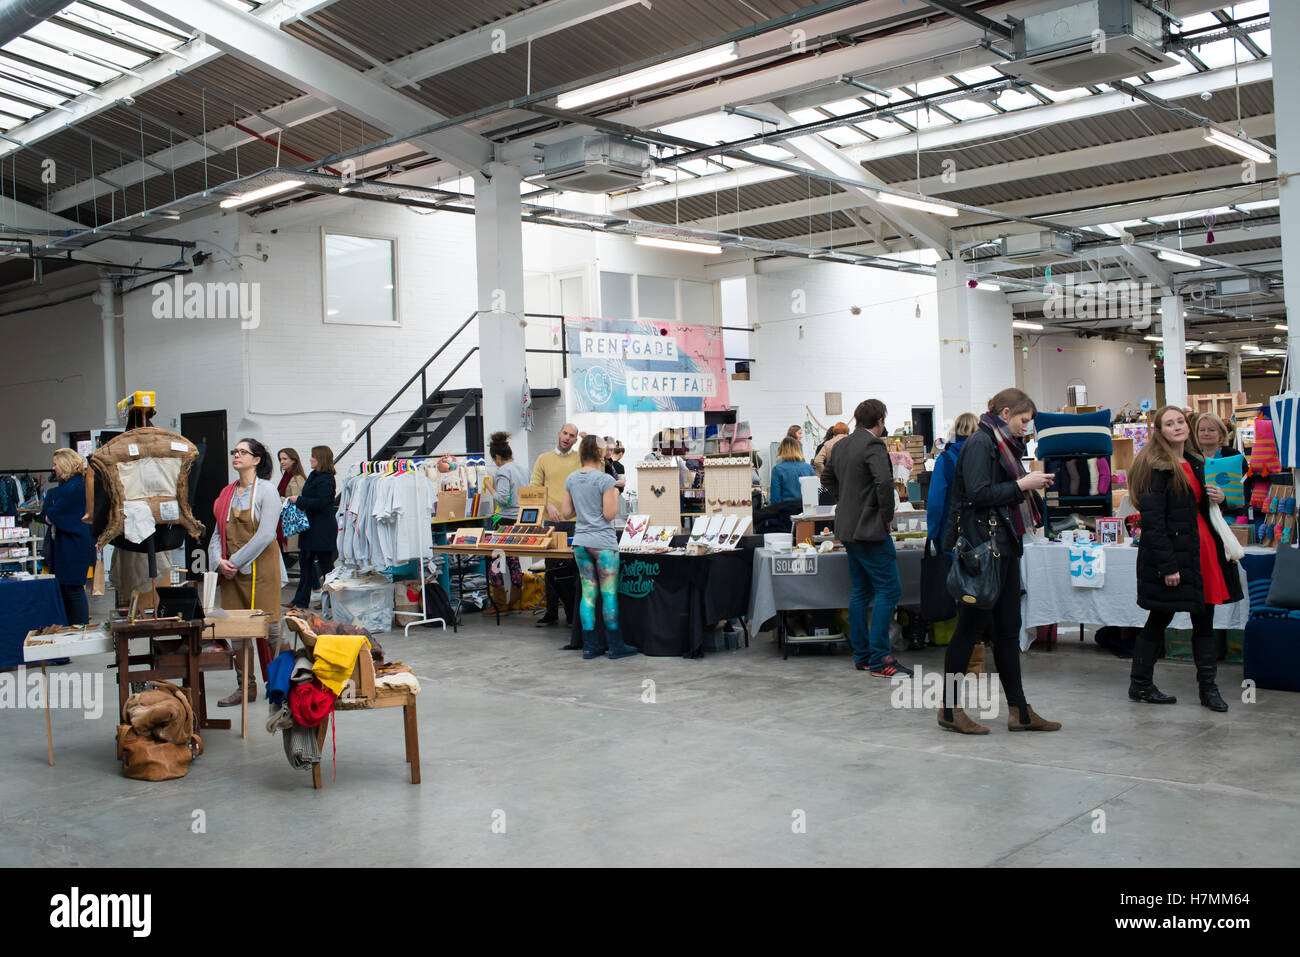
[
  {"x1": 1181, "y1": 463, "x2": 1229, "y2": 606},
  {"x1": 289, "y1": 678, "x2": 335, "y2": 727},
  {"x1": 213, "y1": 482, "x2": 238, "y2": 560},
  {"x1": 256, "y1": 637, "x2": 272, "y2": 682}
]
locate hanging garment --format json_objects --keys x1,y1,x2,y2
[
  {"x1": 1069, "y1": 543, "x2": 1105, "y2": 589},
  {"x1": 86, "y1": 427, "x2": 203, "y2": 548},
  {"x1": 1270, "y1": 391, "x2": 1300, "y2": 468}
]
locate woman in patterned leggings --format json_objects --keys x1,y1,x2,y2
[{"x1": 563, "y1": 435, "x2": 639, "y2": 659}]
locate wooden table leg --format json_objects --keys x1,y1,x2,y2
[
  {"x1": 240, "y1": 640, "x2": 248, "y2": 740},
  {"x1": 404, "y1": 701, "x2": 420, "y2": 784},
  {"x1": 115, "y1": 634, "x2": 130, "y2": 718},
  {"x1": 42, "y1": 661, "x2": 53, "y2": 767}
]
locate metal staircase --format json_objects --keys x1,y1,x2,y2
[{"x1": 337, "y1": 310, "x2": 563, "y2": 463}]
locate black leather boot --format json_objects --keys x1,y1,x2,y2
[
  {"x1": 1192, "y1": 630, "x2": 1229, "y2": 712},
  {"x1": 1129, "y1": 632, "x2": 1176, "y2": 704}
]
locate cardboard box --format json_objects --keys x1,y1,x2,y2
[{"x1": 208, "y1": 608, "x2": 269, "y2": 640}]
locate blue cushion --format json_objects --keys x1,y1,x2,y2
[
  {"x1": 1244, "y1": 617, "x2": 1300, "y2": 693},
  {"x1": 1204, "y1": 454, "x2": 1245, "y2": 508},
  {"x1": 1033, "y1": 409, "x2": 1113, "y2": 457}
]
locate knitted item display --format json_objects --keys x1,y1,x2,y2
[
  {"x1": 289, "y1": 679, "x2": 335, "y2": 728},
  {"x1": 1250, "y1": 416, "x2": 1282, "y2": 479}
]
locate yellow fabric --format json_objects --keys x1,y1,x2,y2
[
  {"x1": 530, "y1": 449, "x2": 581, "y2": 509},
  {"x1": 311, "y1": 634, "x2": 371, "y2": 696}
]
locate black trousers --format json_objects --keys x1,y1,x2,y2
[
  {"x1": 942, "y1": 554, "x2": 1027, "y2": 711},
  {"x1": 1132, "y1": 603, "x2": 1217, "y2": 686},
  {"x1": 544, "y1": 522, "x2": 577, "y2": 620},
  {"x1": 291, "y1": 549, "x2": 335, "y2": 608}
]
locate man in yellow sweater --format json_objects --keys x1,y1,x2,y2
[{"x1": 532, "y1": 423, "x2": 581, "y2": 628}]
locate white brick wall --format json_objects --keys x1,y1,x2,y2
[{"x1": 1017, "y1": 334, "x2": 1158, "y2": 414}]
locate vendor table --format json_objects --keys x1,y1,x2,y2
[
  {"x1": 572, "y1": 548, "x2": 755, "y2": 658},
  {"x1": 747, "y1": 545, "x2": 925, "y2": 633},
  {"x1": 0, "y1": 575, "x2": 66, "y2": 669},
  {"x1": 110, "y1": 619, "x2": 233, "y2": 732},
  {"x1": 429, "y1": 543, "x2": 575, "y2": 632},
  {"x1": 1017, "y1": 541, "x2": 1254, "y2": 650}
]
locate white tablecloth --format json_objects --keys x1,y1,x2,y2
[{"x1": 1018, "y1": 541, "x2": 1252, "y2": 650}]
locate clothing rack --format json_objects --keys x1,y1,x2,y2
[{"x1": 352, "y1": 458, "x2": 447, "y2": 636}]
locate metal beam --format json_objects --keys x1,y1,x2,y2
[
  {"x1": 918, "y1": 0, "x2": 1013, "y2": 40},
  {"x1": 127, "y1": 0, "x2": 491, "y2": 172}
]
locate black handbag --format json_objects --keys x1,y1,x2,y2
[
  {"x1": 945, "y1": 510, "x2": 1005, "y2": 610},
  {"x1": 920, "y1": 538, "x2": 957, "y2": 620}
]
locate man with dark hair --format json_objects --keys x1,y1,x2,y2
[{"x1": 824, "y1": 399, "x2": 911, "y2": 677}]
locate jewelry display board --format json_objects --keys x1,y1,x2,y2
[
  {"x1": 703, "y1": 455, "x2": 752, "y2": 522},
  {"x1": 636, "y1": 460, "x2": 682, "y2": 530}
]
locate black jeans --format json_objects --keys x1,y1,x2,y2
[
  {"x1": 61, "y1": 584, "x2": 89, "y2": 625},
  {"x1": 1132, "y1": 603, "x2": 1215, "y2": 685},
  {"x1": 291, "y1": 550, "x2": 335, "y2": 608},
  {"x1": 544, "y1": 522, "x2": 577, "y2": 620},
  {"x1": 942, "y1": 554, "x2": 1026, "y2": 711}
]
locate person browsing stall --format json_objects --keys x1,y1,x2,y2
[
  {"x1": 209, "y1": 438, "x2": 282, "y2": 707},
  {"x1": 532, "y1": 423, "x2": 581, "y2": 629},
  {"x1": 1127, "y1": 405, "x2": 1241, "y2": 712},
  {"x1": 41, "y1": 448, "x2": 96, "y2": 625},
  {"x1": 562, "y1": 436, "x2": 639, "y2": 660},
  {"x1": 287, "y1": 446, "x2": 337, "y2": 610},
  {"x1": 770, "y1": 437, "x2": 815, "y2": 506},
  {"x1": 823, "y1": 399, "x2": 911, "y2": 678},
  {"x1": 938, "y1": 389, "x2": 1058, "y2": 734},
  {"x1": 483, "y1": 431, "x2": 529, "y2": 592},
  {"x1": 276, "y1": 448, "x2": 307, "y2": 561}
]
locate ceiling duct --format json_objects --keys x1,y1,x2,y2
[
  {"x1": 0, "y1": 0, "x2": 73, "y2": 47},
  {"x1": 1215, "y1": 276, "x2": 1270, "y2": 298},
  {"x1": 534, "y1": 135, "x2": 650, "y2": 193},
  {"x1": 999, "y1": 229, "x2": 1076, "y2": 264},
  {"x1": 998, "y1": 0, "x2": 1177, "y2": 90}
]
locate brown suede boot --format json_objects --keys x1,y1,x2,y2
[
  {"x1": 218, "y1": 657, "x2": 257, "y2": 708},
  {"x1": 1007, "y1": 704, "x2": 1060, "y2": 732},
  {"x1": 967, "y1": 642, "x2": 986, "y2": 675},
  {"x1": 938, "y1": 708, "x2": 990, "y2": 734}
]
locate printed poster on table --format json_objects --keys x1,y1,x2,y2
[{"x1": 565, "y1": 317, "x2": 729, "y2": 413}]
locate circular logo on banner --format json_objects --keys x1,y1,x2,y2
[
  {"x1": 584, "y1": 367, "x2": 614, "y2": 406},
  {"x1": 1140, "y1": 398, "x2": 1152, "y2": 412}
]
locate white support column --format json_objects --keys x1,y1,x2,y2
[
  {"x1": 1227, "y1": 347, "x2": 1243, "y2": 395},
  {"x1": 1161, "y1": 294, "x2": 1187, "y2": 409},
  {"x1": 475, "y1": 162, "x2": 529, "y2": 462},
  {"x1": 935, "y1": 260, "x2": 971, "y2": 426},
  {"x1": 1276, "y1": 0, "x2": 1300, "y2": 391},
  {"x1": 99, "y1": 273, "x2": 118, "y2": 427}
]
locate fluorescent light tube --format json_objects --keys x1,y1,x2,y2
[
  {"x1": 1204, "y1": 128, "x2": 1273, "y2": 164},
  {"x1": 1143, "y1": 335, "x2": 1162, "y2": 342},
  {"x1": 220, "y1": 179, "x2": 305, "y2": 209},
  {"x1": 1157, "y1": 248, "x2": 1201, "y2": 267},
  {"x1": 1265, "y1": 370, "x2": 1281, "y2": 374},
  {"x1": 877, "y1": 191, "x2": 959, "y2": 217},
  {"x1": 1275, "y1": 324, "x2": 1288, "y2": 331},
  {"x1": 557, "y1": 44, "x2": 739, "y2": 109},
  {"x1": 1185, "y1": 374, "x2": 1201, "y2": 379},
  {"x1": 976, "y1": 282, "x2": 1003, "y2": 292},
  {"x1": 1012, "y1": 320, "x2": 1042, "y2": 330},
  {"x1": 1241, "y1": 344, "x2": 1260, "y2": 351},
  {"x1": 634, "y1": 235, "x2": 722, "y2": 254}
]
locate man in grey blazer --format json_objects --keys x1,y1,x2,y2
[{"x1": 823, "y1": 399, "x2": 912, "y2": 677}]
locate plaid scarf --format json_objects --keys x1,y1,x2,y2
[{"x1": 981, "y1": 412, "x2": 1040, "y2": 538}]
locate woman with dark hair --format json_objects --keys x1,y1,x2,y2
[
  {"x1": 939, "y1": 388, "x2": 1059, "y2": 734},
  {"x1": 276, "y1": 448, "x2": 307, "y2": 560},
  {"x1": 603, "y1": 436, "x2": 626, "y2": 490},
  {"x1": 41, "y1": 448, "x2": 95, "y2": 625},
  {"x1": 1127, "y1": 405, "x2": 1241, "y2": 711},
  {"x1": 483, "y1": 431, "x2": 528, "y2": 592},
  {"x1": 209, "y1": 437, "x2": 281, "y2": 706},
  {"x1": 288, "y1": 445, "x2": 337, "y2": 610},
  {"x1": 563, "y1": 436, "x2": 638, "y2": 659}
]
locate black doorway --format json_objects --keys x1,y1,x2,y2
[
  {"x1": 911, "y1": 407, "x2": 935, "y2": 455},
  {"x1": 181, "y1": 410, "x2": 227, "y2": 580}
]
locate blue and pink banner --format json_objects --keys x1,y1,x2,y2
[{"x1": 565, "y1": 317, "x2": 729, "y2": 413}]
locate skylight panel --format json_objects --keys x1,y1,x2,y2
[
  {"x1": 816, "y1": 126, "x2": 865, "y2": 148},
  {"x1": 915, "y1": 76, "x2": 956, "y2": 96},
  {"x1": 858, "y1": 118, "x2": 901, "y2": 138},
  {"x1": 90, "y1": 0, "x2": 192, "y2": 38},
  {"x1": 942, "y1": 99, "x2": 996, "y2": 120},
  {"x1": 2, "y1": 36, "x2": 116, "y2": 82},
  {"x1": 1193, "y1": 36, "x2": 1252, "y2": 69},
  {"x1": 820, "y1": 97, "x2": 867, "y2": 116},
  {"x1": 954, "y1": 66, "x2": 1002, "y2": 85},
  {"x1": 995, "y1": 89, "x2": 1040, "y2": 110},
  {"x1": 1036, "y1": 85, "x2": 1090, "y2": 102},
  {"x1": 788, "y1": 108, "x2": 823, "y2": 125},
  {"x1": 0, "y1": 94, "x2": 40, "y2": 119},
  {"x1": 26, "y1": 20, "x2": 150, "y2": 70}
]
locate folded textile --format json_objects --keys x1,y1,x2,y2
[
  {"x1": 374, "y1": 661, "x2": 412, "y2": 678},
  {"x1": 290, "y1": 652, "x2": 315, "y2": 685},
  {"x1": 265, "y1": 703, "x2": 294, "y2": 735},
  {"x1": 312, "y1": 634, "x2": 371, "y2": 696},
  {"x1": 289, "y1": 679, "x2": 335, "y2": 727},
  {"x1": 283, "y1": 722, "x2": 321, "y2": 769},
  {"x1": 374, "y1": 672, "x2": 420, "y2": 694},
  {"x1": 265, "y1": 650, "x2": 295, "y2": 707}
]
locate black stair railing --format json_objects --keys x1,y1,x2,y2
[{"x1": 337, "y1": 310, "x2": 567, "y2": 464}]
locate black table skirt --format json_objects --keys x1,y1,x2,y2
[{"x1": 569, "y1": 547, "x2": 754, "y2": 657}]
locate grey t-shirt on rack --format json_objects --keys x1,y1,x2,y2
[{"x1": 565, "y1": 468, "x2": 617, "y2": 550}]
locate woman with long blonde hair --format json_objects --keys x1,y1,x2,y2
[{"x1": 1128, "y1": 406, "x2": 1241, "y2": 711}]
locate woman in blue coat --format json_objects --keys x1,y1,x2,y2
[
  {"x1": 926, "y1": 413, "x2": 978, "y2": 543},
  {"x1": 40, "y1": 449, "x2": 96, "y2": 624},
  {"x1": 288, "y1": 445, "x2": 337, "y2": 609}
]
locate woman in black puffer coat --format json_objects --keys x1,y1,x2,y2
[{"x1": 1129, "y1": 405, "x2": 1242, "y2": 712}]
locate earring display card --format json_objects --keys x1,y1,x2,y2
[
  {"x1": 701, "y1": 513, "x2": 727, "y2": 546},
  {"x1": 621, "y1": 514, "x2": 651, "y2": 550}
]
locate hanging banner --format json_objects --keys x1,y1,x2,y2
[{"x1": 565, "y1": 317, "x2": 729, "y2": 413}]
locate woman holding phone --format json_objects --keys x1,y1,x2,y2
[
  {"x1": 1127, "y1": 405, "x2": 1241, "y2": 711},
  {"x1": 938, "y1": 388, "x2": 1059, "y2": 734}
]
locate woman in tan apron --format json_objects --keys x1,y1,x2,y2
[{"x1": 210, "y1": 438, "x2": 283, "y2": 707}]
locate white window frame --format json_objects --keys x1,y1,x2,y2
[
  {"x1": 320, "y1": 227, "x2": 401, "y2": 327},
  {"x1": 596, "y1": 269, "x2": 719, "y2": 325}
]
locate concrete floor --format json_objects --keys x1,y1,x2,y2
[{"x1": 3, "y1": 596, "x2": 1298, "y2": 867}]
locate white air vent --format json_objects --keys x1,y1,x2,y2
[
  {"x1": 536, "y1": 134, "x2": 650, "y2": 193},
  {"x1": 999, "y1": 229, "x2": 1076, "y2": 264},
  {"x1": 1215, "y1": 276, "x2": 1269, "y2": 298},
  {"x1": 999, "y1": 0, "x2": 1177, "y2": 90}
]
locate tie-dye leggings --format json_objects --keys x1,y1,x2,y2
[{"x1": 572, "y1": 546, "x2": 620, "y2": 631}]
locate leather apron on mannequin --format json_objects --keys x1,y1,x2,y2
[{"x1": 219, "y1": 494, "x2": 282, "y2": 621}]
